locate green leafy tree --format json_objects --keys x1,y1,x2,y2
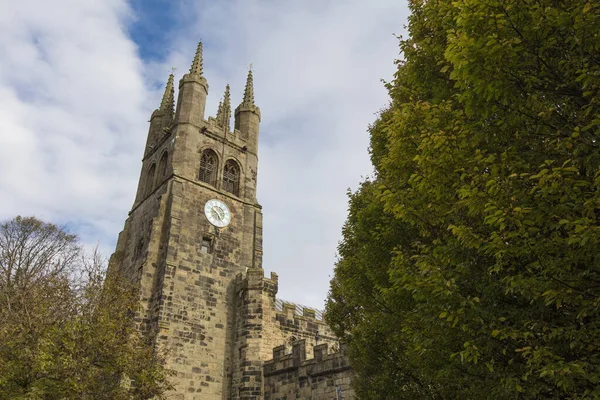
[
  {"x1": 0, "y1": 216, "x2": 173, "y2": 399},
  {"x1": 326, "y1": 0, "x2": 600, "y2": 398}
]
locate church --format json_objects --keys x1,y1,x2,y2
[{"x1": 108, "y1": 42, "x2": 353, "y2": 399}]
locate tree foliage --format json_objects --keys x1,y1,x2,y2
[
  {"x1": 0, "y1": 216, "x2": 173, "y2": 399},
  {"x1": 326, "y1": 1, "x2": 600, "y2": 398}
]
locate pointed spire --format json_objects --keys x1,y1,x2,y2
[
  {"x1": 189, "y1": 41, "x2": 204, "y2": 77},
  {"x1": 216, "y1": 84, "x2": 231, "y2": 132},
  {"x1": 241, "y1": 68, "x2": 255, "y2": 107},
  {"x1": 159, "y1": 73, "x2": 175, "y2": 115}
]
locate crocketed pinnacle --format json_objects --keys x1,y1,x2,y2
[
  {"x1": 216, "y1": 99, "x2": 223, "y2": 121},
  {"x1": 159, "y1": 73, "x2": 175, "y2": 115},
  {"x1": 240, "y1": 69, "x2": 255, "y2": 107},
  {"x1": 189, "y1": 41, "x2": 204, "y2": 77},
  {"x1": 217, "y1": 84, "x2": 231, "y2": 131},
  {"x1": 223, "y1": 84, "x2": 231, "y2": 116}
]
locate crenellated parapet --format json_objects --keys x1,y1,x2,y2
[
  {"x1": 235, "y1": 267, "x2": 278, "y2": 297},
  {"x1": 236, "y1": 268, "x2": 337, "y2": 346},
  {"x1": 264, "y1": 340, "x2": 350, "y2": 377},
  {"x1": 231, "y1": 268, "x2": 342, "y2": 399},
  {"x1": 205, "y1": 116, "x2": 253, "y2": 152},
  {"x1": 274, "y1": 300, "x2": 337, "y2": 345},
  {"x1": 262, "y1": 340, "x2": 353, "y2": 400}
]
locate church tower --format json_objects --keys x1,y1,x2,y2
[{"x1": 109, "y1": 42, "x2": 263, "y2": 399}]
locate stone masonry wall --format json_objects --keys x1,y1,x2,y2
[
  {"x1": 231, "y1": 269, "x2": 340, "y2": 399},
  {"x1": 263, "y1": 340, "x2": 353, "y2": 400},
  {"x1": 108, "y1": 165, "x2": 172, "y2": 337},
  {"x1": 155, "y1": 177, "x2": 262, "y2": 399}
]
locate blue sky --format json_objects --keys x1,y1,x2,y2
[
  {"x1": 128, "y1": 0, "x2": 179, "y2": 60},
  {"x1": 0, "y1": 0, "x2": 409, "y2": 309}
]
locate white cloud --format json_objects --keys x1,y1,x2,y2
[
  {"x1": 156, "y1": 0, "x2": 409, "y2": 308},
  {"x1": 0, "y1": 0, "x2": 409, "y2": 310},
  {"x1": 0, "y1": 0, "x2": 149, "y2": 255}
]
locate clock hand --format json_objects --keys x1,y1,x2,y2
[{"x1": 211, "y1": 207, "x2": 224, "y2": 220}]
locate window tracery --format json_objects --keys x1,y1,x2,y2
[
  {"x1": 223, "y1": 159, "x2": 240, "y2": 196},
  {"x1": 199, "y1": 149, "x2": 218, "y2": 185}
]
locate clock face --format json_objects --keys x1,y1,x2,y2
[{"x1": 204, "y1": 199, "x2": 231, "y2": 228}]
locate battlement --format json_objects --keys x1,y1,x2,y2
[
  {"x1": 232, "y1": 267, "x2": 345, "y2": 399},
  {"x1": 206, "y1": 116, "x2": 244, "y2": 137},
  {"x1": 235, "y1": 267, "x2": 278, "y2": 297},
  {"x1": 272, "y1": 299, "x2": 336, "y2": 344},
  {"x1": 235, "y1": 269, "x2": 332, "y2": 328},
  {"x1": 203, "y1": 117, "x2": 254, "y2": 151},
  {"x1": 262, "y1": 340, "x2": 353, "y2": 400},
  {"x1": 263, "y1": 339, "x2": 349, "y2": 377}
]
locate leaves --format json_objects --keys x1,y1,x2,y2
[
  {"x1": 326, "y1": 0, "x2": 600, "y2": 398},
  {"x1": 0, "y1": 217, "x2": 173, "y2": 399}
]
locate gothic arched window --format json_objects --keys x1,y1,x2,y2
[
  {"x1": 223, "y1": 159, "x2": 240, "y2": 196},
  {"x1": 199, "y1": 149, "x2": 218, "y2": 185},
  {"x1": 145, "y1": 163, "x2": 156, "y2": 196},
  {"x1": 158, "y1": 151, "x2": 168, "y2": 178}
]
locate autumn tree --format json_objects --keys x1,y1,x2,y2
[
  {"x1": 326, "y1": 1, "x2": 600, "y2": 398},
  {"x1": 0, "y1": 216, "x2": 172, "y2": 399}
]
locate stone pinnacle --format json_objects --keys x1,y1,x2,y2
[
  {"x1": 217, "y1": 84, "x2": 231, "y2": 131},
  {"x1": 216, "y1": 99, "x2": 223, "y2": 121},
  {"x1": 159, "y1": 73, "x2": 175, "y2": 115},
  {"x1": 189, "y1": 41, "x2": 204, "y2": 76},
  {"x1": 241, "y1": 68, "x2": 255, "y2": 107}
]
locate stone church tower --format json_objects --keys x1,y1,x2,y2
[
  {"x1": 109, "y1": 43, "x2": 352, "y2": 400},
  {"x1": 110, "y1": 42, "x2": 263, "y2": 398}
]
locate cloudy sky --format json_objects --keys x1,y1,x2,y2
[{"x1": 0, "y1": 0, "x2": 409, "y2": 309}]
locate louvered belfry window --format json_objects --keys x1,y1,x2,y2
[
  {"x1": 199, "y1": 149, "x2": 218, "y2": 185},
  {"x1": 223, "y1": 160, "x2": 240, "y2": 196}
]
